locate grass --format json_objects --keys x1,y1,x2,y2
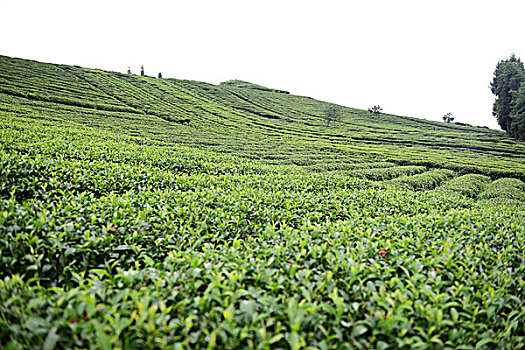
[{"x1": 1, "y1": 55, "x2": 525, "y2": 349}]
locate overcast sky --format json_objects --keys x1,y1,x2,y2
[{"x1": 2, "y1": 0, "x2": 525, "y2": 129}]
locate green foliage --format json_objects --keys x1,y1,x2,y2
[
  {"x1": 479, "y1": 177, "x2": 525, "y2": 202},
  {"x1": 511, "y1": 82, "x2": 525, "y2": 140},
  {"x1": 352, "y1": 165, "x2": 427, "y2": 181},
  {"x1": 389, "y1": 169, "x2": 456, "y2": 191},
  {"x1": 491, "y1": 54, "x2": 525, "y2": 138},
  {"x1": 0, "y1": 55, "x2": 525, "y2": 349},
  {"x1": 434, "y1": 174, "x2": 490, "y2": 198},
  {"x1": 322, "y1": 104, "x2": 340, "y2": 127},
  {"x1": 442, "y1": 112, "x2": 454, "y2": 123},
  {"x1": 368, "y1": 105, "x2": 383, "y2": 115}
]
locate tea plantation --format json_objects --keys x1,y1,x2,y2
[{"x1": 0, "y1": 55, "x2": 524, "y2": 349}]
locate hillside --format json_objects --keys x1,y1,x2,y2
[
  {"x1": 1, "y1": 55, "x2": 525, "y2": 178},
  {"x1": 1, "y1": 55, "x2": 525, "y2": 349}
]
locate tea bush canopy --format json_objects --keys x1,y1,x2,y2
[{"x1": 0, "y1": 55, "x2": 525, "y2": 349}]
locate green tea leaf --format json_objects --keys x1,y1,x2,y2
[{"x1": 43, "y1": 327, "x2": 59, "y2": 350}]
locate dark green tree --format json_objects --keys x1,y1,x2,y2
[
  {"x1": 510, "y1": 82, "x2": 525, "y2": 140},
  {"x1": 490, "y1": 54, "x2": 525, "y2": 137},
  {"x1": 323, "y1": 104, "x2": 340, "y2": 127},
  {"x1": 368, "y1": 105, "x2": 383, "y2": 115},
  {"x1": 442, "y1": 112, "x2": 454, "y2": 123},
  {"x1": 158, "y1": 72, "x2": 162, "y2": 79}
]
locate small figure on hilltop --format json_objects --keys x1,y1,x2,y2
[
  {"x1": 443, "y1": 112, "x2": 454, "y2": 123},
  {"x1": 158, "y1": 72, "x2": 162, "y2": 79},
  {"x1": 127, "y1": 67, "x2": 131, "y2": 74},
  {"x1": 141, "y1": 65, "x2": 145, "y2": 76},
  {"x1": 368, "y1": 105, "x2": 383, "y2": 115}
]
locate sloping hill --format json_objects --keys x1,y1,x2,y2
[
  {"x1": 1, "y1": 55, "x2": 525, "y2": 349},
  {"x1": 1, "y1": 55, "x2": 524, "y2": 179}
]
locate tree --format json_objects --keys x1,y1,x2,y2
[
  {"x1": 323, "y1": 104, "x2": 340, "y2": 127},
  {"x1": 442, "y1": 112, "x2": 454, "y2": 123},
  {"x1": 510, "y1": 82, "x2": 525, "y2": 140},
  {"x1": 158, "y1": 72, "x2": 162, "y2": 79},
  {"x1": 141, "y1": 65, "x2": 145, "y2": 76},
  {"x1": 368, "y1": 105, "x2": 383, "y2": 115},
  {"x1": 491, "y1": 54, "x2": 525, "y2": 137},
  {"x1": 127, "y1": 67, "x2": 131, "y2": 74}
]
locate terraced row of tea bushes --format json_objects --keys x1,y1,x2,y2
[
  {"x1": 433, "y1": 174, "x2": 491, "y2": 198},
  {"x1": 479, "y1": 177, "x2": 525, "y2": 201},
  {"x1": 351, "y1": 165, "x2": 427, "y2": 181},
  {"x1": 388, "y1": 169, "x2": 456, "y2": 191},
  {"x1": 305, "y1": 162, "x2": 396, "y2": 173}
]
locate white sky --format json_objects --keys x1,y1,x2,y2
[{"x1": 2, "y1": 0, "x2": 525, "y2": 129}]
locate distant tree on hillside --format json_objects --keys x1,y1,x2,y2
[
  {"x1": 368, "y1": 105, "x2": 383, "y2": 115},
  {"x1": 491, "y1": 54, "x2": 525, "y2": 138},
  {"x1": 323, "y1": 104, "x2": 341, "y2": 127},
  {"x1": 158, "y1": 72, "x2": 162, "y2": 79},
  {"x1": 127, "y1": 67, "x2": 131, "y2": 74},
  {"x1": 141, "y1": 65, "x2": 145, "y2": 76},
  {"x1": 442, "y1": 112, "x2": 454, "y2": 123}
]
